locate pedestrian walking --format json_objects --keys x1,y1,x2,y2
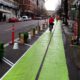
[{"x1": 49, "y1": 16, "x2": 54, "y2": 32}]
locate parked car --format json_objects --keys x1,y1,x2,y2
[
  {"x1": 8, "y1": 17, "x2": 18, "y2": 22},
  {"x1": 22, "y1": 16, "x2": 28, "y2": 21}
]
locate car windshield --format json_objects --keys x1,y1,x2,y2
[{"x1": 22, "y1": 17, "x2": 26, "y2": 19}]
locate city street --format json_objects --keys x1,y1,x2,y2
[
  {"x1": 0, "y1": 0, "x2": 80, "y2": 80},
  {"x1": 0, "y1": 19, "x2": 47, "y2": 78},
  {"x1": 0, "y1": 20, "x2": 45, "y2": 43}
]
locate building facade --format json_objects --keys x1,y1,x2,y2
[
  {"x1": 15, "y1": 0, "x2": 45, "y2": 17},
  {"x1": 0, "y1": 0, "x2": 19, "y2": 21}
]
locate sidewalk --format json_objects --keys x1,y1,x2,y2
[
  {"x1": 0, "y1": 24, "x2": 47, "y2": 78},
  {"x1": 1, "y1": 21, "x2": 69, "y2": 80},
  {"x1": 62, "y1": 23, "x2": 80, "y2": 80},
  {"x1": 63, "y1": 21, "x2": 80, "y2": 68}
]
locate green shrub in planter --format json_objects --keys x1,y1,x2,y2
[
  {"x1": 19, "y1": 32, "x2": 28, "y2": 43},
  {"x1": 0, "y1": 43, "x2": 4, "y2": 60},
  {"x1": 24, "y1": 32, "x2": 29, "y2": 43}
]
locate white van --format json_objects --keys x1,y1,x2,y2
[{"x1": 22, "y1": 16, "x2": 28, "y2": 21}]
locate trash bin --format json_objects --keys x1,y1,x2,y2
[
  {"x1": 19, "y1": 32, "x2": 28, "y2": 43},
  {"x1": 0, "y1": 43, "x2": 4, "y2": 60}
]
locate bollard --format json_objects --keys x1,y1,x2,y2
[
  {"x1": 28, "y1": 32, "x2": 32, "y2": 40},
  {"x1": 10, "y1": 24, "x2": 15, "y2": 45},
  {"x1": 35, "y1": 26, "x2": 40, "y2": 34},
  {"x1": 31, "y1": 28, "x2": 35, "y2": 37},
  {"x1": 35, "y1": 27, "x2": 38, "y2": 34},
  {"x1": 44, "y1": 23, "x2": 47, "y2": 28},
  {"x1": 38, "y1": 26, "x2": 40, "y2": 32},
  {"x1": 35, "y1": 30, "x2": 38, "y2": 34},
  {"x1": 43, "y1": 24, "x2": 45, "y2": 29},
  {"x1": 19, "y1": 32, "x2": 28, "y2": 44},
  {"x1": 40, "y1": 25, "x2": 43, "y2": 31}
]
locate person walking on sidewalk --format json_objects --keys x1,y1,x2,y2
[{"x1": 49, "y1": 16, "x2": 54, "y2": 32}]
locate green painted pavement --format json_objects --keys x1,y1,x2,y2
[
  {"x1": 2, "y1": 30, "x2": 52, "y2": 80},
  {"x1": 2, "y1": 21, "x2": 69, "y2": 80},
  {"x1": 38, "y1": 21, "x2": 69, "y2": 80}
]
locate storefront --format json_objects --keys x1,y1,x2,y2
[
  {"x1": 0, "y1": 1, "x2": 18, "y2": 22},
  {"x1": 0, "y1": 8, "x2": 12, "y2": 21}
]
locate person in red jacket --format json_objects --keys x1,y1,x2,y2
[{"x1": 49, "y1": 16, "x2": 54, "y2": 31}]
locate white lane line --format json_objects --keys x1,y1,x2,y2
[
  {"x1": 3, "y1": 38, "x2": 18, "y2": 67},
  {"x1": 4, "y1": 38, "x2": 19, "y2": 48},
  {"x1": 1, "y1": 29, "x2": 47, "y2": 80},
  {"x1": 25, "y1": 44, "x2": 32, "y2": 47},
  {"x1": 4, "y1": 28, "x2": 12, "y2": 32},
  {"x1": 14, "y1": 41, "x2": 32, "y2": 47},
  {"x1": 3, "y1": 59, "x2": 12, "y2": 67},
  {"x1": 3, "y1": 57, "x2": 14, "y2": 65},
  {"x1": 2, "y1": 57, "x2": 14, "y2": 67}
]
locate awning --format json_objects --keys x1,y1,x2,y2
[{"x1": 0, "y1": 9, "x2": 11, "y2": 13}]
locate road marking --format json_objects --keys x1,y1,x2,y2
[
  {"x1": 4, "y1": 28, "x2": 12, "y2": 32},
  {"x1": 35, "y1": 25, "x2": 56, "y2": 80},
  {"x1": 1, "y1": 29, "x2": 46, "y2": 80},
  {"x1": 3, "y1": 57, "x2": 14, "y2": 67},
  {"x1": 25, "y1": 44, "x2": 32, "y2": 47}
]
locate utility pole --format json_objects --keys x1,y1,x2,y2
[{"x1": 63, "y1": 0, "x2": 68, "y2": 25}]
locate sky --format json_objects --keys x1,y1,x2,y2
[{"x1": 45, "y1": 0, "x2": 61, "y2": 11}]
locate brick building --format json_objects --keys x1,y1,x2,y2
[{"x1": 14, "y1": 0, "x2": 45, "y2": 17}]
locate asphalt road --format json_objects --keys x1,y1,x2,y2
[
  {"x1": 0, "y1": 20, "x2": 45, "y2": 44},
  {"x1": 0, "y1": 20, "x2": 47, "y2": 78}
]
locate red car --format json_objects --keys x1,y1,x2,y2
[{"x1": 8, "y1": 17, "x2": 18, "y2": 22}]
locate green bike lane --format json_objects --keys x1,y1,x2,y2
[
  {"x1": 1, "y1": 29, "x2": 52, "y2": 80},
  {"x1": 2, "y1": 20, "x2": 69, "y2": 80},
  {"x1": 38, "y1": 21, "x2": 69, "y2": 80}
]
